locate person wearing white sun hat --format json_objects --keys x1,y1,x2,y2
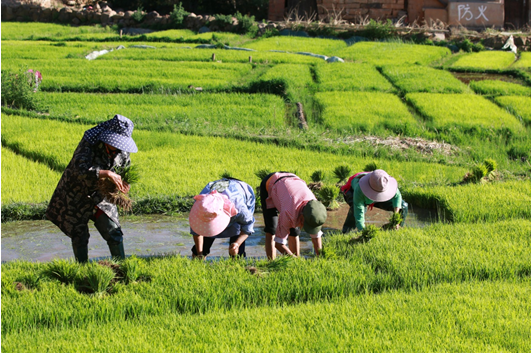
[
  {"x1": 46, "y1": 115, "x2": 138, "y2": 262},
  {"x1": 189, "y1": 178, "x2": 255, "y2": 259},
  {"x1": 340, "y1": 169, "x2": 408, "y2": 234}
]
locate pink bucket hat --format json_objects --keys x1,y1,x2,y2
[
  {"x1": 359, "y1": 169, "x2": 398, "y2": 202},
  {"x1": 189, "y1": 190, "x2": 237, "y2": 237}
]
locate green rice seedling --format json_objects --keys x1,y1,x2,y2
[
  {"x1": 14, "y1": 273, "x2": 42, "y2": 291},
  {"x1": 76, "y1": 262, "x2": 116, "y2": 297},
  {"x1": 380, "y1": 65, "x2": 471, "y2": 94},
  {"x1": 337, "y1": 41, "x2": 450, "y2": 66},
  {"x1": 1, "y1": 22, "x2": 118, "y2": 41},
  {"x1": 114, "y1": 165, "x2": 140, "y2": 185},
  {"x1": 1, "y1": 146, "x2": 60, "y2": 204},
  {"x1": 315, "y1": 62, "x2": 395, "y2": 92},
  {"x1": 245, "y1": 36, "x2": 347, "y2": 56},
  {"x1": 255, "y1": 169, "x2": 273, "y2": 181},
  {"x1": 120, "y1": 255, "x2": 142, "y2": 284},
  {"x1": 363, "y1": 161, "x2": 379, "y2": 171},
  {"x1": 494, "y1": 95, "x2": 531, "y2": 125},
  {"x1": 310, "y1": 170, "x2": 325, "y2": 182},
  {"x1": 450, "y1": 51, "x2": 516, "y2": 71},
  {"x1": 43, "y1": 258, "x2": 80, "y2": 284},
  {"x1": 1, "y1": 41, "x2": 99, "y2": 60},
  {"x1": 253, "y1": 64, "x2": 313, "y2": 99},
  {"x1": 1, "y1": 59, "x2": 253, "y2": 94},
  {"x1": 512, "y1": 52, "x2": 531, "y2": 69},
  {"x1": 98, "y1": 165, "x2": 140, "y2": 211},
  {"x1": 360, "y1": 224, "x2": 379, "y2": 241},
  {"x1": 470, "y1": 80, "x2": 531, "y2": 96},
  {"x1": 315, "y1": 91, "x2": 419, "y2": 135},
  {"x1": 318, "y1": 184, "x2": 340, "y2": 209},
  {"x1": 406, "y1": 93, "x2": 523, "y2": 135},
  {"x1": 382, "y1": 212, "x2": 403, "y2": 230},
  {"x1": 483, "y1": 158, "x2": 497, "y2": 173},
  {"x1": 333, "y1": 165, "x2": 351, "y2": 184}
]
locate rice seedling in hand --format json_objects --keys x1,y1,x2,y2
[
  {"x1": 98, "y1": 165, "x2": 140, "y2": 211},
  {"x1": 382, "y1": 212, "x2": 403, "y2": 230}
]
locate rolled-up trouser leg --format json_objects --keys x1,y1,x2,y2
[
  {"x1": 94, "y1": 212, "x2": 125, "y2": 259},
  {"x1": 71, "y1": 224, "x2": 90, "y2": 263},
  {"x1": 342, "y1": 190, "x2": 357, "y2": 234}
]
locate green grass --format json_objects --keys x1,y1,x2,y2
[
  {"x1": 470, "y1": 80, "x2": 531, "y2": 96},
  {"x1": 1, "y1": 146, "x2": 60, "y2": 204},
  {"x1": 406, "y1": 93, "x2": 523, "y2": 134},
  {"x1": 245, "y1": 36, "x2": 347, "y2": 56},
  {"x1": 337, "y1": 41, "x2": 451, "y2": 66},
  {"x1": 33, "y1": 91, "x2": 288, "y2": 131},
  {"x1": 315, "y1": 62, "x2": 395, "y2": 92},
  {"x1": 1, "y1": 59, "x2": 253, "y2": 93},
  {"x1": 404, "y1": 180, "x2": 531, "y2": 223},
  {"x1": 494, "y1": 95, "x2": 531, "y2": 126},
  {"x1": 1, "y1": 116, "x2": 467, "y2": 200},
  {"x1": 380, "y1": 65, "x2": 471, "y2": 94},
  {"x1": 450, "y1": 51, "x2": 516, "y2": 71},
  {"x1": 2, "y1": 279, "x2": 530, "y2": 352},
  {"x1": 513, "y1": 52, "x2": 531, "y2": 69},
  {"x1": 1, "y1": 22, "x2": 118, "y2": 40},
  {"x1": 315, "y1": 91, "x2": 420, "y2": 135},
  {"x1": 1, "y1": 40, "x2": 104, "y2": 60}
]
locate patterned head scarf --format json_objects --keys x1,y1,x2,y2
[{"x1": 83, "y1": 115, "x2": 138, "y2": 153}]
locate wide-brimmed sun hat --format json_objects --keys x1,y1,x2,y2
[
  {"x1": 359, "y1": 169, "x2": 398, "y2": 202},
  {"x1": 189, "y1": 190, "x2": 237, "y2": 237},
  {"x1": 83, "y1": 114, "x2": 138, "y2": 153},
  {"x1": 302, "y1": 199, "x2": 327, "y2": 235}
]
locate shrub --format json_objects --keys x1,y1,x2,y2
[
  {"x1": 132, "y1": 7, "x2": 145, "y2": 23},
  {"x1": 169, "y1": 3, "x2": 189, "y2": 28},
  {"x1": 361, "y1": 19, "x2": 396, "y2": 40},
  {"x1": 1, "y1": 67, "x2": 41, "y2": 109}
]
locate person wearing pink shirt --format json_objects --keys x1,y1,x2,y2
[{"x1": 260, "y1": 172, "x2": 327, "y2": 260}]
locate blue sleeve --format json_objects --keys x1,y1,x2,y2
[{"x1": 232, "y1": 181, "x2": 255, "y2": 235}]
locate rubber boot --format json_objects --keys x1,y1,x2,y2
[
  {"x1": 72, "y1": 244, "x2": 89, "y2": 263},
  {"x1": 108, "y1": 242, "x2": 125, "y2": 260}
]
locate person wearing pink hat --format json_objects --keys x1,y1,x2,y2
[
  {"x1": 260, "y1": 172, "x2": 327, "y2": 260},
  {"x1": 189, "y1": 178, "x2": 255, "y2": 258},
  {"x1": 340, "y1": 169, "x2": 408, "y2": 234}
]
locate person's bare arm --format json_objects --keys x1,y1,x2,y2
[{"x1": 229, "y1": 232, "x2": 249, "y2": 256}]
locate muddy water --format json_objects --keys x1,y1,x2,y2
[
  {"x1": 1, "y1": 203, "x2": 435, "y2": 263},
  {"x1": 453, "y1": 72, "x2": 526, "y2": 85}
]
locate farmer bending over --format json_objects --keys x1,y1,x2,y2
[
  {"x1": 260, "y1": 172, "x2": 327, "y2": 260},
  {"x1": 46, "y1": 115, "x2": 138, "y2": 262},
  {"x1": 189, "y1": 178, "x2": 255, "y2": 259},
  {"x1": 341, "y1": 169, "x2": 408, "y2": 234}
]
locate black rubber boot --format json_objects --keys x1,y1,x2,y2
[
  {"x1": 72, "y1": 244, "x2": 89, "y2": 263},
  {"x1": 108, "y1": 242, "x2": 125, "y2": 260}
]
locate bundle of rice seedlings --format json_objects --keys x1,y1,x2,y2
[
  {"x1": 382, "y1": 212, "x2": 403, "y2": 230},
  {"x1": 98, "y1": 165, "x2": 140, "y2": 211}
]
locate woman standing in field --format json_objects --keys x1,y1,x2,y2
[
  {"x1": 189, "y1": 178, "x2": 255, "y2": 258},
  {"x1": 46, "y1": 115, "x2": 138, "y2": 262},
  {"x1": 341, "y1": 169, "x2": 408, "y2": 234},
  {"x1": 260, "y1": 172, "x2": 327, "y2": 260}
]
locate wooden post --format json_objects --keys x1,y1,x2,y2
[
  {"x1": 212, "y1": 53, "x2": 216, "y2": 61},
  {"x1": 249, "y1": 56, "x2": 252, "y2": 63},
  {"x1": 120, "y1": 29, "x2": 123, "y2": 38}
]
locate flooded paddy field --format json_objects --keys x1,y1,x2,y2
[{"x1": 1, "y1": 203, "x2": 435, "y2": 262}]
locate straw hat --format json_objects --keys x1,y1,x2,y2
[
  {"x1": 358, "y1": 169, "x2": 397, "y2": 202},
  {"x1": 189, "y1": 191, "x2": 237, "y2": 237}
]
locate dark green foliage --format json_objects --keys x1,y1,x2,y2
[
  {"x1": 234, "y1": 12, "x2": 256, "y2": 35},
  {"x1": 318, "y1": 185, "x2": 339, "y2": 208},
  {"x1": 472, "y1": 163, "x2": 488, "y2": 181},
  {"x1": 333, "y1": 165, "x2": 351, "y2": 184},
  {"x1": 1, "y1": 202, "x2": 48, "y2": 222},
  {"x1": 310, "y1": 170, "x2": 325, "y2": 182},
  {"x1": 360, "y1": 19, "x2": 396, "y2": 40},
  {"x1": 457, "y1": 39, "x2": 484, "y2": 53},
  {"x1": 15, "y1": 273, "x2": 42, "y2": 291},
  {"x1": 254, "y1": 169, "x2": 272, "y2": 181},
  {"x1": 131, "y1": 195, "x2": 194, "y2": 215},
  {"x1": 1, "y1": 68, "x2": 41, "y2": 110},
  {"x1": 169, "y1": 3, "x2": 189, "y2": 27},
  {"x1": 382, "y1": 212, "x2": 403, "y2": 230},
  {"x1": 361, "y1": 224, "x2": 379, "y2": 239},
  {"x1": 363, "y1": 161, "x2": 379, "y2": 172},
  {"x1": 508, "y1": 144, "x2": 530, "y2": 161},
  {"x1": 220, "y1": 171, "x2": 233, "y2": 179},
  {"x1": 132, "y1": 7, "x2": 146, "y2": 22}
]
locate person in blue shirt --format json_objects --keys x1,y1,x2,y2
[{"x1": 189, "y1": 178, "x2": 255, "y2": 258}]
